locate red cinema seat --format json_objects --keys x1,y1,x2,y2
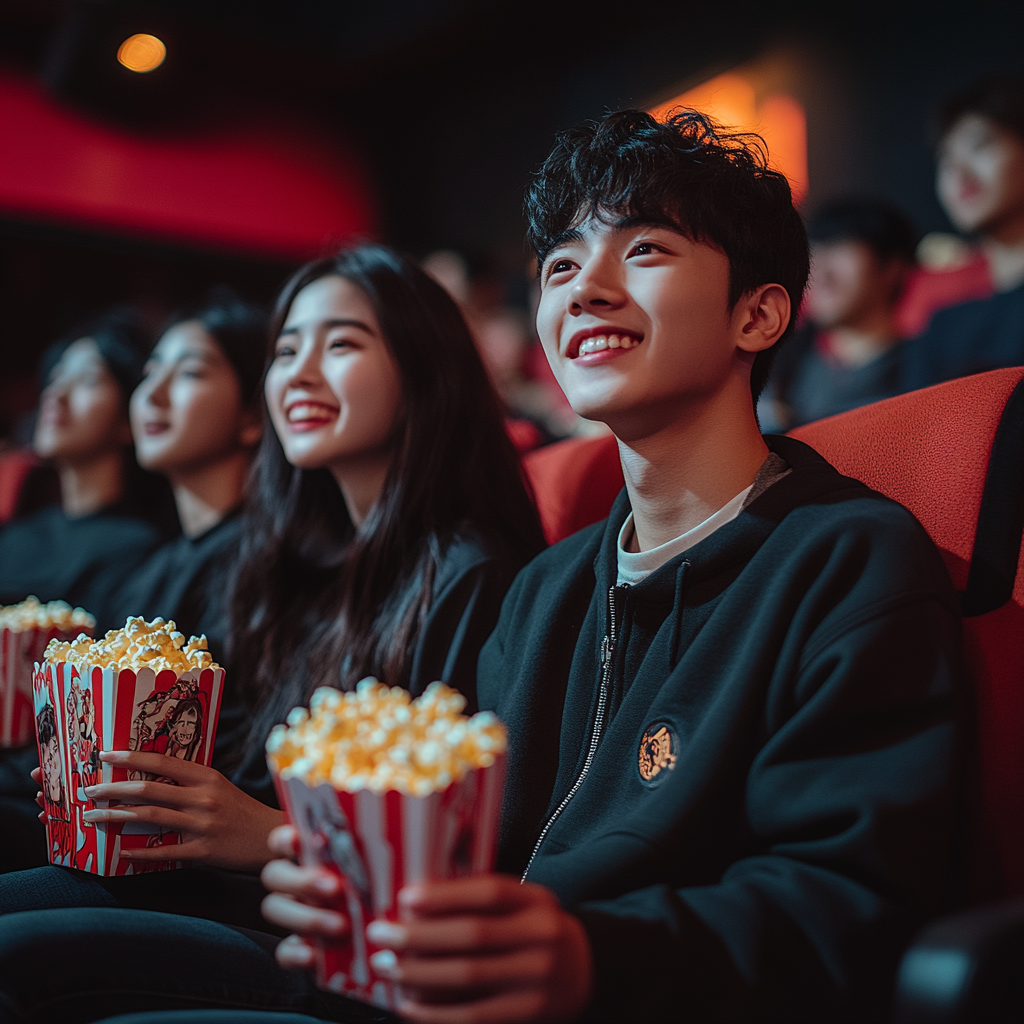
[
  {"x1": 523, "y1": 433, "x2": 622, "y2": 544},
  {"x1": 791, "y1": 368, "x2": 1024, "y2": 1023},
  {"x1": 791, "y1": 367, "x2": 1024, "y2": 901}
]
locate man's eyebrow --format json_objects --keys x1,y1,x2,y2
[
  {"x1": 611, "y1": 214, "x2": 687, "y2": 234},
  {"x1": 542, "y1": 228, "x2": 585, "y2": 261}
]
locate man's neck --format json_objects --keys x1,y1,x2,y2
[
  {"x1": 615, "y1": 382, "x2": 768, "y2": 553},
  {"x1": 170, "y1": 450, "x2": 249, "y2": 538},
  {"x1": 981, "y1": 212, "x2": 1024, "y2": 292},
  {"x1": 58, "y1": 451, "x2": 124, "y2": 518}
]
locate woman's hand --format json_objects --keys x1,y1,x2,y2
[
  {"x1": 30, "y1": 767, "x2": 45, "y2": 816},
  {"x1": 260, "y1": 826, "x2": 592, "y2": 1024},
  {"x1": 80, "y1": 750, "x2": 284, "y2": 872}
]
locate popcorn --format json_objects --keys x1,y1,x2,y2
[
  {"x1": 267, "y1": 679, "x2": 507, "y2": 797},
  {"x1": 0, "y1": 596, "x2": 94, "y2": 633},
  {"x1": 43, "y1": 616, "x2": 218, "y2": 675}
]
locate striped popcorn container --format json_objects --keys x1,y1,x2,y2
[
  {"x1": 276, "y1": 759, "x2": 505, "y2": 1009},
  {"x1": 1, "y1": 598, "x2": 94, "y2": 748},
  {"x1": 268, "y1": 681, "x2": 507, "y2": 1010}
]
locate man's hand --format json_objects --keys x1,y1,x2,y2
[
  {"x1": 76, "y1": 750, "x2": 284, "y2": 872},
  {"x1": 260, "y1": 826, "x2": 592, "y2": 1024}
]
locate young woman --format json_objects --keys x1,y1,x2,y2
[
  {"x1": 108, "y1": 294, "x2": 267, "y2": 662},
  {"x1": 0, "y1": 246, "x2": 544, "y2": 1021},
  {"x1": 0, "y1": 309, "x2": 168, "y2": 621}
]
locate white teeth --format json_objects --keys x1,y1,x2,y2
[
  {"x1": 287, "y1": 403, "x2": 333, "y2": 422},
  {"x1": 577, "y1": 334, "x2": 640, "y2": 356}
]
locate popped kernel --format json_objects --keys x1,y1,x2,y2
[
  {"x1": 0, "y1": 596, "x2": 95, "y2": 633},
  {"x1": 268, "y1": 679, "x2": 507, "y2": 796},
  {"x1": 43, "y1": 616, "x2": 218, "y2": 674}
]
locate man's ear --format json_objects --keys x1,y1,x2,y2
[
  {"x1": 733, "y1": 284, "x2": 791, "y2": 354},
  {"x1": 239, "y1": 408, "x2": 263, "y2": 449}
]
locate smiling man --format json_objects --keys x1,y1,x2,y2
[{"x1": 263, "y1": 110, "x2": 964, "y2": 1024}]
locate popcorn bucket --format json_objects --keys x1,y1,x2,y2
[
  {"x1": 267, "y1": 680, "x2": 507, "y2": 1010},
  {"x1": 1, "y1": 599, "x2": 94, "y2": 748},
  {"x1": 275, "y1": 756, "x2": 505, "y2": 1009},
  {"x1": 32, "y1": 659, "x2": 224, "y2": 875}
]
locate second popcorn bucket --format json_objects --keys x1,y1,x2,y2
[
  {"x1": 32, "y1": 616, "x2": 224, "y2": 875},
  {"x1": 267, "y1": 680, "x2": 507, "y2": 1010}
]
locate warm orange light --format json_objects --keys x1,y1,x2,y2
[
  {"x1": 650, "y1": 72, "x2": 808, "y2": 205},
  {"x1": 117, "y1": 34, "x2": 166, "y2": 74}
]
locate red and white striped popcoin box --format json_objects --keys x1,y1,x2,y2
[
  {"x1": 268, "y1": 680, "x2": 507, "y2": 1010},
  {"x1": 32, "y1": 617, "x2": 224, "y2": 875},
  {"x1": 1, "y1": 597, "x2": 94, "y2": 748}
]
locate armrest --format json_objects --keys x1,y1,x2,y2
[{"x1": 892, "y1": 898, "x2": 1024, "y2": 1023}]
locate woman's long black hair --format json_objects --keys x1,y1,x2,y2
[{"x1": 228, "y1": 244, "x2": 545, "y2": 747}]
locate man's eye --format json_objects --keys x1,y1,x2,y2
[
  {"x1": 631, "y1": 242, "x2": 660, "y2": 257},
  {"x1": 547, "y1": 258, "x2": 575, "y2": 278}
]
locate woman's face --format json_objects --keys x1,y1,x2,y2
[
  {"x1": 937, "y1": 114, "x2": 1024, "y2": 236},
  {"x1": 265, "y1": 276, "x2": 404, "y2": 474},
  {"x1": 131, "y1": 321, "x2": 258, "y2": 477},
  {"x1": 34, "y1": 338, "x2": 130, "y2": 463}
]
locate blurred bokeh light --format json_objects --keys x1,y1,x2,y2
[{"x1": 116, "y1": 34, "x2": 166, "y2": 74}]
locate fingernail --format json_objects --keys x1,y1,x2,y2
[
  {"x1": 83, "y1": 786, "x2": 98, "y2": 797},
  {"x1": 369, "y1": 949, "x2": 399, "y2": 979},
  {"x1": 316, "y1": 874, "x2": 339, "y2": 894},
  {"x1": 322, "y1": 911, "x2": 347, "y2": 934},
  {"x1": 98, "y1": 751, "x2": 114, "y2": 761},
  {"x1": 398, "y1": 885, "x2": 424, "y2": 907},
  {"x1": 82, "y1": 810, "x2": 101, "y2": 821},
  {"x1": 366, "y1": 920, "x2": 406, "y2": 946}
]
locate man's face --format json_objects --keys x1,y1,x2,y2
[
  {"x1": 806, "y1": 240, "x2": 899, "y2": 330},
  {"x1": 937, "y1": 114, "x2": 1024, "y2": 236},
  {"x1": 535, "y1": 216, "x2": 739, "y2": 439}
]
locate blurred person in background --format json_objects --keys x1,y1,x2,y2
[
  {"x1": 0, "y1": 310, "x2": 171, "y2": 617},
  {"x1": 760, "y1": 198, "x2": 918, "y2": 430},
  {"x1": 109, "y1": 292, "x2": 267, "y2": 679},
  {"x1": 897, "y1": 75, "x2": 1024, "y2": 387},
  {"x1": 424, "y1": 249, "x2": 576, "y2": 448},
  {"x1": 0, "y1": 309, "x2": 171, "y2": 874}
]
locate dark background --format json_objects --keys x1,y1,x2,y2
[{"x1": 2, "y1": 0, "x2": 1023, "y2": 413}]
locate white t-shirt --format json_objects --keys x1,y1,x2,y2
[{"x1": 616, "y1": 453, "x2": 791, "y2": 585}]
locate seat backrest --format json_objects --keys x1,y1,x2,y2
[
  {"x1": 792, "y1": 367, "x2": 1024, "y2": 898},
  {"x1": 523, "y1": 433, "x2": 623, "y2": 544}
]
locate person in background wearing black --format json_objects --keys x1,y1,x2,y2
[
  {"x1": 259, "y1": 111, "x2": 963, "y2": 1024},
  {"x1": 0, "y1": 246, "x2": 545, "y2": 1021},
  {"x1": 900, "y1": 75, "x2": 1024, "y2": 390},
  {"x1": 108, "y1": 294, "x2": 266, "y2": 670},
  {"x1": 0, "y1": 310, "x2": 170, "y2": 874},
  {"x1": 760, "y1": 198, "x2": 918, "y2": 430},
  {"x1": 0, "y1": 310, "x2": 169, "y2": 620}
]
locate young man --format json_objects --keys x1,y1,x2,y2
[
  {"x1": 760, "y1": 198, "x2": 918, "y2": 430},
  {"x1": 262, "y1": 110, "x2": 963, "y2": 1023}
]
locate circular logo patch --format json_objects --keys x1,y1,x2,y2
[{"x1": 638, "y1": 722, "x2": 677, "y2": 783}]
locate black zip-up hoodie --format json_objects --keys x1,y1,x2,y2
[{"x1": 477, "y1": 435, "x2": 964, "y2": 1023}]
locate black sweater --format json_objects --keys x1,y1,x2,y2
[
  {"x1": 477, "y1": 435, "x2": 964, "y2": 1023},
  {"x1": 229, "y1": 525, "x2": 525, "y2": 807}
]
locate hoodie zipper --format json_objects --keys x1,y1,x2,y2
[{"x1": 522, "y1": 583, "x2": 627, "y2": 881}]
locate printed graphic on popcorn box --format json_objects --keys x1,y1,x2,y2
[
  {"x1": 1, "y1": 597, "x2": 94, "y2": 748},
  {"x1": 268, "y1": 680, "x2": 506, "y2": 1010},
  {"x1": 32, "y1": 617, "x2": 224, "y2": 875}
]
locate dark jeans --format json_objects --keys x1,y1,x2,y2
[
  {"x1": 0, "y1": 864, "x2": 277, "y2": 934},
  {"x1": 0, "y1": 747, "x2": 46, "y2": 874},
  {"x1": 98, "y1": 1015, "x2": 328, "y2": 1024},
  {"x1": 0, "y1": 908, "x2": 396, "y2": 1024}
]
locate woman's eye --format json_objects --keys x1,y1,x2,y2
[
  {"x1": 273, "y1": 345, "x2": 295, "y2": 359},
  {"x1": 328, "y1": 337, "x2": 353, "y2": 351}
]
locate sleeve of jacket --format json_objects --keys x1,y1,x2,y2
[
  {"x1": 407, "y1": 553, "x2": 520, "y2": 713},
  {"x1": 573, "y1": 588, "x2": 965, "y2": 1023}
]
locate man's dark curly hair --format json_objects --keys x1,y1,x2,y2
[{"x1": 525, "y1": 108, "x2": 810, "y2": 401}]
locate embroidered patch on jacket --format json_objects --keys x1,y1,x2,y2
[{"x1": 638, "y1": 722, "x2": 677, "y2": 783}]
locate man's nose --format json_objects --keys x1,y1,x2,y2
[{"x1": 569, "y1": 257, "x2": 625, "y2": 312}]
